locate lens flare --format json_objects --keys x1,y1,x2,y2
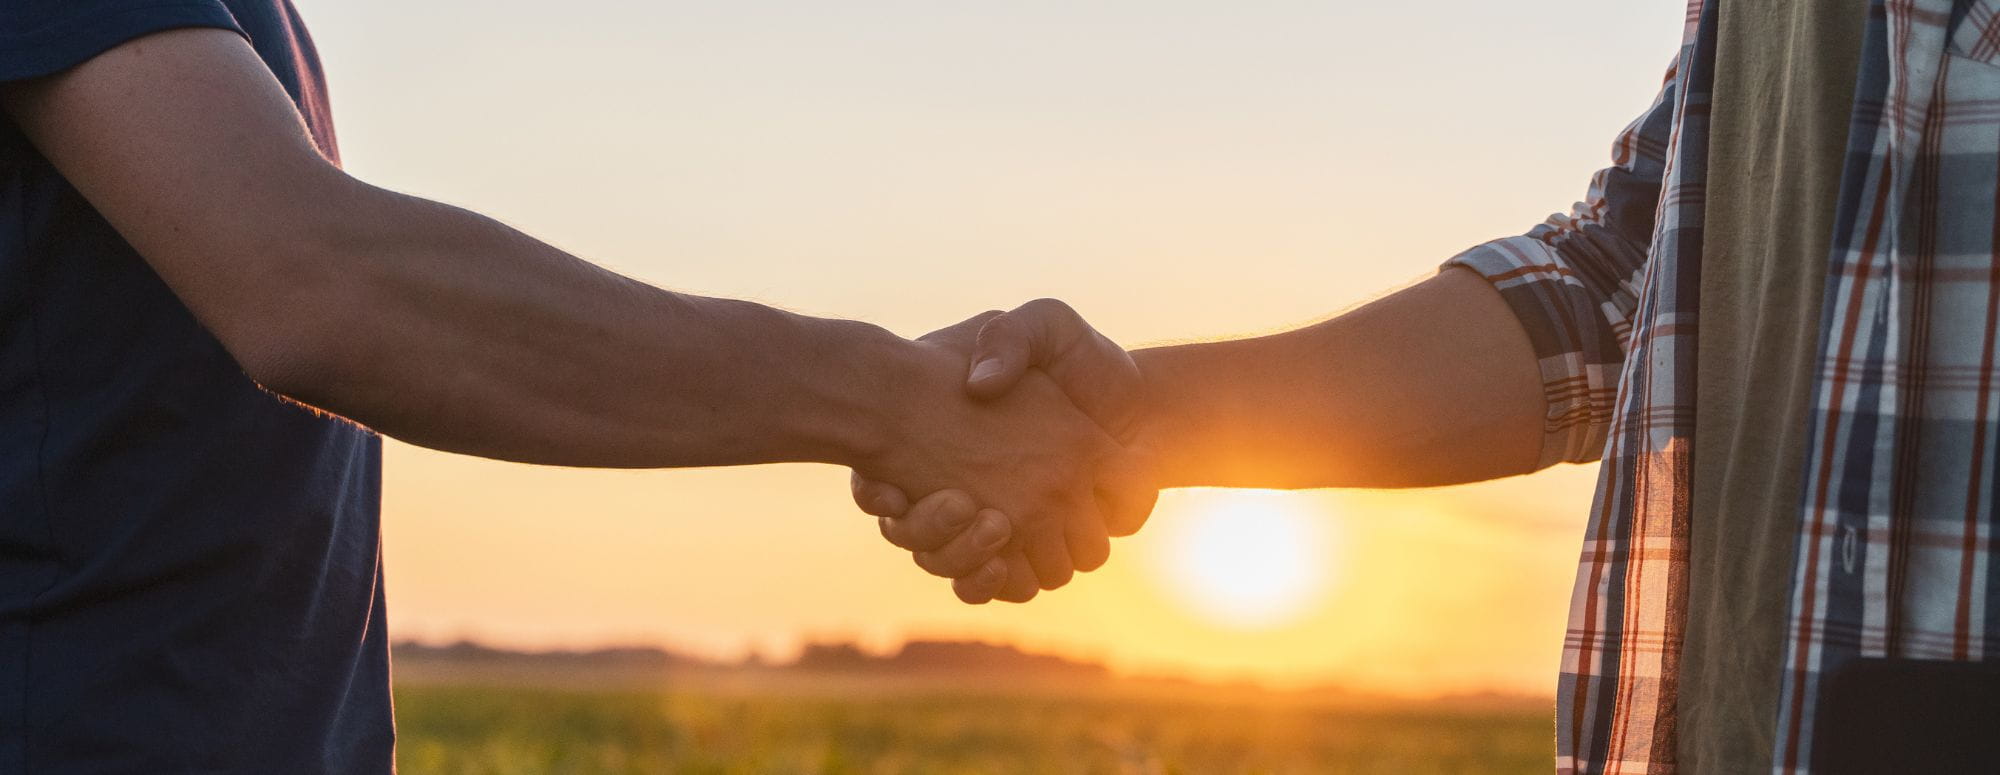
[{"x1": 1153, "y1": 490, "x2": 1334, "y2": 630}]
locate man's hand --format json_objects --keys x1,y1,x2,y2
[
  {"x1": 862, "y1": 486, "x2": 1013, "y2": 604},
  {"x1": 856, "y1": 300, "x2": 1161, "y2": 603},
  {"x1": 848, "y1": 335, "x2": 1130, "y2": 605}
]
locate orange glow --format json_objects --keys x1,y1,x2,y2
[
  {"x1": 308, "y1": 0, "x2": 1680, "y2": 699},
  {"x1": 1151, "y1": 490, "x2": 1336, "y2": 630}
]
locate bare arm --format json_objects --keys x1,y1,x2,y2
[
  {"x1": 894, "y1": 58, "x2": 1679, "y2": 498},
  {"x1": 1134, "y1": 269, "x2": 1546, "y2": 489},
  {"x1": 3, "y1": 28, "x2": 886, "y2": 468},
  {"x1": 0, "y1": 27, "x2": 1122, "y2": 563},
  {"x1": 858, "y1": 275, "x2": 1547, "y2": 600},
  {"x1": 865, "y1": 58, "x2": 1680, "y2": 594}
]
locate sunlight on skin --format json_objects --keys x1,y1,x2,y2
[
  {"x1": 381, "y1": 444, "x2": 1595, "y2": 695},
  {"x1": 1152, "y1": 490, "x2": 1335, "y2": 630},
  {"x1": 321, "y1": 0, "x2": 1683, "y2": 696}
]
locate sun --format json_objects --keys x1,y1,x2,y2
[{"x1": 1152, "y1": 490, "x2": 1336, "y2": 630}]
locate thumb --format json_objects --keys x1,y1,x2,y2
[
  {"x1": 966, "y1": 298, "x2": 1079, "y2": 400},
  {"x1": 966, "y1": 319, "x2": 1030, "y2": 399},
  {"x1": 917, "y1": 309, "x2": 1001, "y2": 351}
]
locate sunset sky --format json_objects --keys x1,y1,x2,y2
[{"x1": 293, "y1": 0, "x2": 1684, "y2": 697}]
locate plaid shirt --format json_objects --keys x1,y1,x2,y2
[{"x1": 1447, "y1": 0, "x2": 2000, "y2": 772}]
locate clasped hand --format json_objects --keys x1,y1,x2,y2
[{"x1": 846, "y1": 300, "x2": 1157, "y2": 604}]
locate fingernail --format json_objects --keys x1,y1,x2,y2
[
  {"x1": 968, "y1": 358, "x2": 1004, "y2": 384},
  {"x1": 975, "y1": 513, "x2": 1011, "y2": 550}
]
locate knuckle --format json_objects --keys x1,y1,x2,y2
[
  {"x1": 1046, "y1": 509, "x2": 1079, "y2": 540},
  {"x1": 1108, "y1": 498, "x2": 1157, "y2": 538},
  {"x1": 936, "y1": 551, "x2": 977, "y2": 578},
  {"x1": 978, "y1": 313, "x2": 1021, "y2": 341},
  {"x1": 903, "y1": 509, "x2": 940, "y2": 539},
  {"x1": 935, "y1": 489, "x2": 975, "y2": 520},
  {"x1": 954, "y1": 585, "x2": 990, "y2": 605},
  {"x1": 1020, "y1": 297, "x2": 1076, "y2": 320},
  {"x1": 857, "y1": 484, "x2": 903, "y2": 518},
  {"x1": 913, "y1": 522, "x2": 948, "y2": 551},
  {"x1": 1076, "y1": 543, "x2": 1110, "y2": 572}
]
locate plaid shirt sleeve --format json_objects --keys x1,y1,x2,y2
[{"x1": 1442, "y1": 63, "x2": 1678, "y2": 468}]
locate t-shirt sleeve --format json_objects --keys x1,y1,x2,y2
[{"x1": 0, "y1": 0, "x2": 245, "y2": 82}]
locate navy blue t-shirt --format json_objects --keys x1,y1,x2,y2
[{"x1": 0, "y1": 2, "x2": 390, "y2": 772}]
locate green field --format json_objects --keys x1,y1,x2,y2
[{"x1": 392, "y1": 681, "x2": 1552, "y2": 774}]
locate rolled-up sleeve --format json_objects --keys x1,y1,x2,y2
[{"x1": 1443, "y1": 61, "x2": 1678, "y2": 468}]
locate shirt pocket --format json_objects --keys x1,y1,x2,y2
[{"x1": 1952, "y1": 0, "x2": 2000, "y2": 64}]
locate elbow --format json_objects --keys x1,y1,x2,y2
[
  {"x1": 201, "y1": 238, "x2": 376, "y2": 409},
  {"x1": 219, "y1": 297, "x2": 364, "y2": 409},
  {"x1": 154, "y1": 172, "x2": 391, "y2": 408},
  {"x1": 229, "y1": 324, "x2": 338, "y2": 404}
]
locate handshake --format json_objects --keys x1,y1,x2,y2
[{"x1": 844, "y1": 299, "x2": 1158, "y2": 605}]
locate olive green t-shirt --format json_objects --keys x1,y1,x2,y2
[{"x1": 1681, "y1": 1, "x2": 1868, "y2": 771}]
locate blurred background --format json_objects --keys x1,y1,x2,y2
[{"x1": 288, "y1": 0, "x2": 1685, "y2": 769}]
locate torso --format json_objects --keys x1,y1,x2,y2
[{"x1": 0, "y1": 3, "x2": 391, "y2": 771}]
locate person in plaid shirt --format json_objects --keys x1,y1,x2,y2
[{"x1": 863, "y1": 0, "x2": 2000, "y2": 771}]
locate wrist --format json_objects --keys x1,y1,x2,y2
[
  {"x1": 806, "y1": 319, "x2": 952, "y2": 471},
  {"x1": 1128, "y1": 345, "x2": 1198, "y2": 487}
]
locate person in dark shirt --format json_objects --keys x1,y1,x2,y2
[{"x1": 0, "y1": 2, "x2": 1155, "y2": 771}]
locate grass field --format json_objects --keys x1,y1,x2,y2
[{"x1": 392, "y1": 679, "x2": 1552, "y2": 774}]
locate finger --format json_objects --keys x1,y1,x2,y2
[
  {"x1": 992, "y1": 550, "x2": 1040, "y2": 603},
  {"x1": 918, "y1": 310, "x2": 1003, "y2": 351},
  {"x1": 1023, "y1": 527, "x2": 1076, "y2": 591},
  {"x1": 1097, "y1": 485, "x2": 1158, "y2": 539},
  {"x1": 1064, "y1": 494, "x2": 1112, "y2": 574},
  {"x1": 952, "y1": 557, "x2": 1008, "y2": 604},
  {"x1": 967, "y1": 299, "x2": 1084, "y2": 400},
  {"x1": 966, "y1": 313, "x2": 1035, "y2": 399},
  {"x1": 914, "y1": 508, "x2": 1012, "y2": 578},
  {"x1": 1094, "y1": 449, "x2": 1161, "y2": 538},
  {"x1": 878, "y1": 490, "x2": 979, "y2": 552},
  {"x1": 850, "y1": 471, "x2": 910, "y2": 518}
]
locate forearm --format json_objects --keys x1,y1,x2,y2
[
  {"x1": 264, "y1": 180, "x2": 915, "y2": 469},
  {"x1": 1133, "y1": 268, "x2": 1546, "y2": 489},
  {"x1": 0, "y1": 29, "x2": 936, "y2": 471}
]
